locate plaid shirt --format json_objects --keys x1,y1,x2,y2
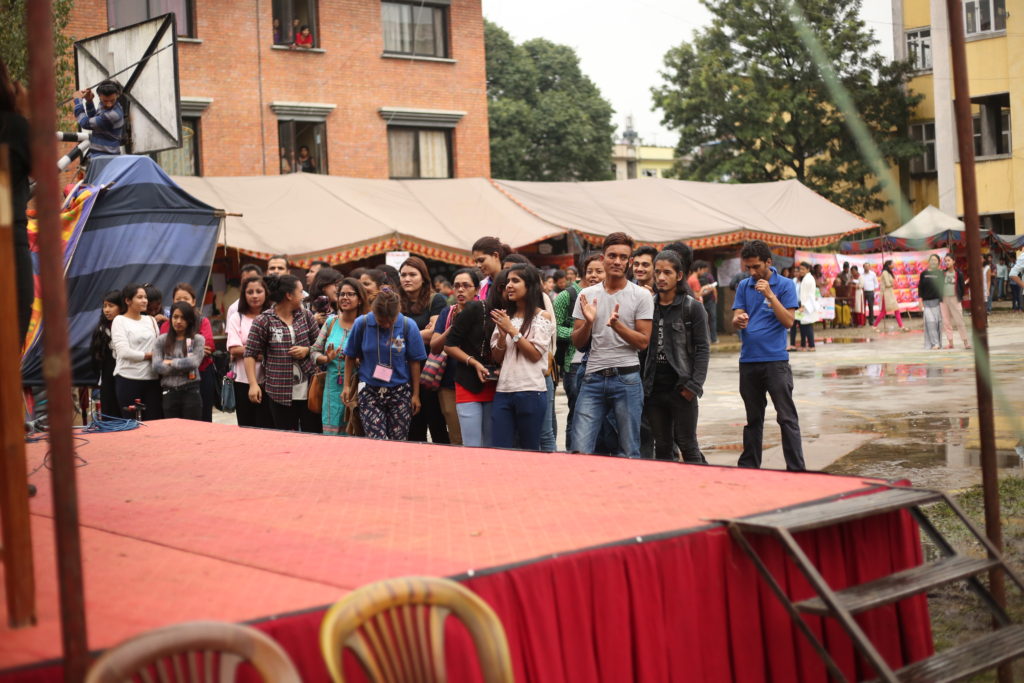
[
  {"x1": 553, "y1": 282, "x2": 581, "y2": 371},
  {"x1": 244, "y1": 308, "x2": 320, "y2": 406}
]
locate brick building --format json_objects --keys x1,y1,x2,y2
[{"x1": 65, "y1": 0, "x2": 491, "y2": 179}]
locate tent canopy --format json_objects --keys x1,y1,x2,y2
[
  {"x1": 888, "y1": 205, "x2": 964, "y2": 239},
  {"x1": 173, "y1": 174, "x2": 877, "y2": 265}
]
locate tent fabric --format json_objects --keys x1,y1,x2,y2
[
  {"x1": 173, "y1": 175, "x2": 876, "y2": 266},
  {"x1": 173, "y1": 175, "x2": 565, "y2": 267},
  {"x1": 840, "y1": 205, "x2": 1023, "y2": 254},
  {"x1": 20, "y1": 156, "x2": 220, "y2": 386},
  {"x1": 888, "y1": 205, "x2": 964, "y2": 239},
  {"x1": 492, "y1": 178, "x2": 876, "y2": 248}
]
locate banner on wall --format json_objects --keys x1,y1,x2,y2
[
  {"x1": 793, "y1": 251, "x2": 840, "y2": 283},
  {"x1": 797, "y1": 249, "x2": 948, "y2": 312}
]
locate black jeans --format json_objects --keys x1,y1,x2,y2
[
  {"x1": 408, "y1": 388, "x2": 450, "y2": 444},
  {"x1": 799, "y1": 323, "x2": 815, "y2": 348},
  {"x1": 114, "y1": 376, "x2": 164, "y2": 420},
  {"x1": 268, "y1": 398, "x2": 321, "y2": 432},
  {"x1": 199, "y1": 365, "x2": 217, "y2": 422},
  {"x1": 646, "y1": 390, "x2": 706, "y2": 463},
  {"x1": 162, "y1": 385, "x2": 202, "y2": 420},
  {"x1": 864, "y1": 290, "x2": 876, "y2": 326},
  {"x1": 234, "y1": 381, "x2": 273, "y2": 428},
  {"x1": 738, "y1": 361, "x2": 805, "y2": 471}
]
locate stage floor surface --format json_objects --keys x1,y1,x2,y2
[{"x1": 2, "y1": 420, "x2": 888, "y2": 670}]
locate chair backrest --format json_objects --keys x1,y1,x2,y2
[
  {"x1": 84, "y1": 620, "x2": 302, "y2": 683},
  {"x1": 319, "y1": 576, "x2": 514, "y2": 683}
]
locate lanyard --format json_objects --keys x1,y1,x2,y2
[{"x1": 375, "y1": 316, "x2": 395, "y2": 368}]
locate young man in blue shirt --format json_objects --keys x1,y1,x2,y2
[{"x1": 731, "y1": 240, "x2": 805, "y2": 471}]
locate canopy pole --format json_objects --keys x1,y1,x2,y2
[
  {"x1": 944, "y1": 2, "x2": 1006, "y2": 678},
  {"x1": 27, "y1": 2, "x2": 90, "y2": 680}
]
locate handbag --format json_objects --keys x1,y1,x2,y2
[
  {"x1": 307, "y1": 317, "x2": 337, "y2": 415},
  {"x1": 419, "y1": 308, "x2": 455, "y2": 391},
  {"x1": 220, "y1": 373, "x2": 237, "y2": 413}
]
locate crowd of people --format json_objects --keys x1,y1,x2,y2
[{"x1": 88, "y1": 235, "x2": 814, "y2": 470}]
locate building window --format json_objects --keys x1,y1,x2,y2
[
  {"x1": 273, "y1": 0, "x2": 318, "y2": 47},
  {"x1": 972, "y1": 115, "x2": 983, "y2": 156},
  {"x1": 906, "y1": 28, "x2": 932, "y2": 71},
  {"x1": 278, "y1": 121, "x2": 327, "y2": 174},
  {"x1": 909, "y1": 122, "x2": 936, "y2": 174},
  {"x1": 964, "y1": 0, "x2": 1005, "y2": 36},
  {"x1": 381, "y1": 2, "x2": 448, "y2": 58},
  {"x1": 107, "y1": 0, "x2": 195, "y2": 37},
  {"x1": 1001, "y1": 109, "x2": 1012, "y2": 154},
  {"x1": 151, "y1": 116, "x2": 200, "y2": 175},
  {"x1": 971, "y1": 93, "x2": 1011, "y2": 157},
  {"x1": 387, "y1": 128, "x2": 451, "y2": 178}
]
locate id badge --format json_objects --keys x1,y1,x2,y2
[{"x1": 372, "y1": 364, "x2": 393, "y2": 382}]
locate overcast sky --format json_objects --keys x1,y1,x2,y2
[{"x1": 481, "y1": 0, "x2": 896, "y2": 148}]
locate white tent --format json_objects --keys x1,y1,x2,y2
[{"x1": 888, "y1": 205, "x2": 965, "y2": 239}]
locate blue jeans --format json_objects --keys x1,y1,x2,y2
[
  {"x1": 539, "y1": 374, "x2": 556, "y2": 452},
  {"x1": 572, "y1": 370, "x2": 644, "y2": 458},
  {"x1": 456, "y1": 400, "x2": 493, "y2": 448},
  {"x1": 563, "y1": 364, "x2": 582, "y2": 452},
  {"x1": 492, "y1": 391, "x2": 547, "y2": 451}
]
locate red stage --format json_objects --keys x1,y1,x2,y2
[{"x1": 1, "y1": 420, "x2": 931, "y2": 681}]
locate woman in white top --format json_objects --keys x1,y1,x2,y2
[
  {"x1": 796, "y1": 261, "x2": 819, "y2": 351},
  {"x1": 110, "y1": 283, "x2": 163, "y2": 419},
  {"x1": 226, "y1": 275, "x2": 272, "y2": 428},
  {"x1": 489, "y1": 265, "x2": 554, "y2": 451}
]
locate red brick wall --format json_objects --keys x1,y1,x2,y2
[{"x1": 65, "y1": 0, "x2": 490, "y2": 178}]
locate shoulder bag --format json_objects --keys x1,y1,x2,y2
[
  {"x1": 307, "y1": 317, "x2": 337, "y2": 414},
  {"x1": 420, "y1": 307, "x2": 455, "y2": 391}
]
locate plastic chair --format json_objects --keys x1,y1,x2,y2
[
  {"x1": 84, "y1": 620, "x2": 302, "y2": 683},
  {"x1": 319, "y1": 576, "x2": 514, "y2": 683}
]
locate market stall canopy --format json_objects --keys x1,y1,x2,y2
[
  {"x1": 887, "y1": 205, "x2": 964, "y2": 239},
  {"x1": 173, "y1": 174, "x2": 564, "y2": 266},
  {"x1": 840, "y1": 205, "x2": 1023, "y2": 253},
  {"x1": 492, "y1": 177, "x2": 876, "y2": 249}
]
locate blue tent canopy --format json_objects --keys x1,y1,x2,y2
[{"x1": 21, "y1": 156, "x2": 220, "y2": 386}]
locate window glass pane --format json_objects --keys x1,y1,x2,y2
[
  {"x1": 154, "y1": 117, "x2": 199, "y2": 175},
  {"x1": 980, "y1": 0, "x2": 992, "y2": 31},
  {"x1": 965, "y1": 0, "x2": 978, "y2": 34},
  {"x1": 383, "y1": 2, "x2": 445, "y2": 56},
  {"x1": 382, "y1": 3, "x2": 412, "y2": 52},
  {"x1": 1000, "y1": 109, "x2": 1011, "y2": 154},
  {"x1": 418, "y1": 130, "x2": 449, "y2": 177},
  {"x1": 107, "y1": 0, "x2": 148, "y2": 29},
  {"x1": 108, "y1": 0, "x2": 192, "y2": 36},
  {"x1": 995, "y1": 0, "x2": 1006, "y2": 29},
  {"x1": 388, "y1": 128, "x2": 417, "y2": 177},
  {"x1": 278, "y1": 121, "x2": 296, "y2": 173},
  {"x1": 273, "y1": 0, "x2": 318, "y2": 46}
]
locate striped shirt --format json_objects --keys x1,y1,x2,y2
[{"x1": 244, "y1": 308, "x2": 320, "y2": 406}]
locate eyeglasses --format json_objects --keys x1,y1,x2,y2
[
  {"x1": 452, "y1": 283, "x2": 475, "y2": 289},
  {"x1": 337, "y1": 291, "x2": 358, "y2": 298}
]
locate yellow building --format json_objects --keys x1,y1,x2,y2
[
  {"x1": 612, "y1": 143, "x2": 677, "y2": 179},
  {"x1": 895, "y1": 0, "x2": 1021, "y2": 236}
]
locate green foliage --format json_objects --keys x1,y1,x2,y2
[
  {"x1": 485, "y1": 21, "x2": 615, "y2": 181},
  {"x1": 0, "y1": 0, "x2": 77, "y2": 116},
  {"x1": 651, "y1": 0, "x2": 923, "y2": 220}
]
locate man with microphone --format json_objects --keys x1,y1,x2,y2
[{"x1": 731, "y1": 240, "x2": 805, "y2": 471}]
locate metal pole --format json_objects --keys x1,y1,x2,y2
[
  {"x1": 943, "y1": 3, "x2": 1007, "y2": 680},
  {"x1": 25, "y1": 1, "x2": 90, "y2": 680}
]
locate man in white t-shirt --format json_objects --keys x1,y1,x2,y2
[
  {"x1": 861, "y1": 264, "x2": 879, "y2": 326},
  {"x1": 571, "y1": 232, "x2": 654, "y2": 458}
]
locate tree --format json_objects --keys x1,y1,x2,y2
[
  {"x1": 485, "y1": 21, "x2": 615, "y2": 181},
  {"x1": 0, "y1": 0, "x2": 77, "y2": 116},
  {"x1": 651, "y1": 0, "x2": 922, "y2": 221}
]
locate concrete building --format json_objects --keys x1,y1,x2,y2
[
  {"x1": 65, "y1": 0, "x2": 490, "y2": 179},
  {"x1": 611, "y1": 143, "x2": 676, "y2": 180},
  {"x1": 893, "y1": 0, "x2": 1020, "y2": 236}
]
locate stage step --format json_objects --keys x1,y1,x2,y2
[
  {"x1": 732, "y1": 487, "x2": 941, "y2": 533},
  {"x1": 868, "y1": 624, "x2": 1024, "y2": 683},
  {"x1": 795, "y1": 555, "x2": 999, "y2": 616}
]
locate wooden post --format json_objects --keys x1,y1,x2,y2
[
  {"x1": 25, "y1": 2, "x2": 90, "y2": 680},
  {"x1": 0, "y1": 146, "x2": 35, "y2": 628}
]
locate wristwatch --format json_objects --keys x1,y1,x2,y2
[{"x1": 511, "y1": 332, "x2": 523, "y2": 344}]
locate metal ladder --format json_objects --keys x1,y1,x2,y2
[{"x1": 719, "y1": 484, "x2": 1024, "y2": 682}]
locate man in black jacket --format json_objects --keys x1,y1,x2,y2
[{"x1": 642, "y1": 250, "x2": 711, "y2": 463}]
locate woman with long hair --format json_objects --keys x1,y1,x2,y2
[
  {"x1": 161, "y1": 283, "x2": 216, "y2": 421},
  {"x1": 90, "y1": 290, "x2": 124, "y2": 418},
  {"x1": 873, "y1": 260, "x2": 905, "y2": 332},
  {"x1": 940, "y1": 254, "x2": 971, "y2": 349},
  {"x1": 227, "y1": 275, "x2": 273, "y2": 428},
  {"x1": 342, "y1": 288, "x2": 427, "y2": 440},
  {"x1": 311, "y1": 277, "x2": 369, "y2": 435},
  {"x1": 472, "y1": 236, "x2": 512, "y2": 301},
  {"x1": 244, "y1": 274, "x2": 322, "y2": 432},
  {"x1": 111, "y1": 284, "x2": 163, "y2": 420},
  {"x1": 489, "y1": 265, "x2": 553, "y2": 451},
  {"x1": 152, "y1": 302, "x2": 206, "y2": 420},
  {"x1": 308, "y1": 266, "x2": 344, "y2": 326},
  {"x1": 918, "y1": 254, "x2": 945, "y2": 350},
  {"x1": 444, "y1": 270, "x2": 504, "y2": 447},
  {"x1": 429, "y1": 268, "x2": 480, "y2": 445},
  {"x1": 399, "y1": 256, "x2": 450, "y2": 444}
]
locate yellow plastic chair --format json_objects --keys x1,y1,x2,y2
[
  {"x1": 320, "y1": 576, "x2": 514, "y2": 683},
  {"x1": 84, "y1": 620, "x2": 302, "y2": 683}
]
